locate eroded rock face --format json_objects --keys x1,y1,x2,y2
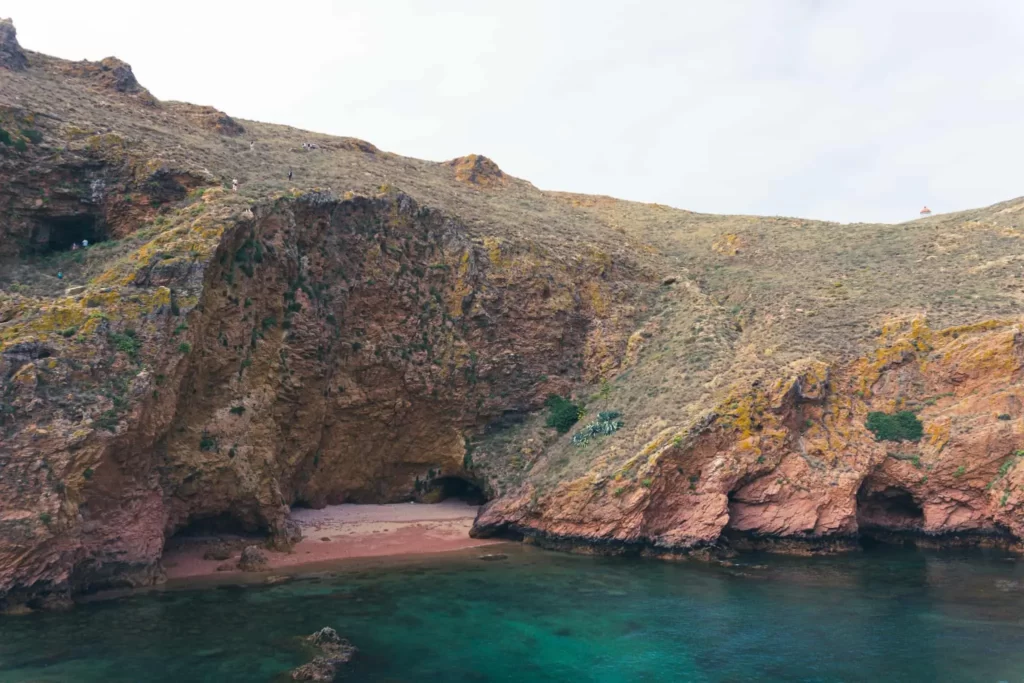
[
  {"x1": 474, "y1": 321, "x2": 1024, "y2": 554},
  {"x1": 0, "y1": 108, "x2": 215, "y2": 258},
  {"x1": 0, "y1": 185, "x2": 642, "y2": 610},
  {"x1": 0, "y1": 18, "x2": 26, "y2": 71}
]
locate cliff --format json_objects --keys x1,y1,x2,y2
[{"x1": 2, "y1": 22, "x2": 1024, "y2": 610}]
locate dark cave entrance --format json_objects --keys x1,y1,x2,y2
[
  {"x1": 168, "y1": 512, "x2": 261, "y2": 539},
  {"x1": 423, "y1": 476, "x2": 488, "y2": 505},
  {"x1": 856, "y1": 482, "x2": 924, "y2": 544},
  {"x1": 30, "y1": 214, "x2": 107, "y2": 254}
]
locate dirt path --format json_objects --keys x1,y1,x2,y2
[{"x1": 162, "y1": 501, "x2": 501, "y2": 579}]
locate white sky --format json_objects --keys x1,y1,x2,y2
[{"x1": 5, "y1": 1, "x2": 1024, "y2": 223}]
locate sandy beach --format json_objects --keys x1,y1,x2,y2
[{"x1": 162, "y1": 501, "x2": 501, "y2": 580}]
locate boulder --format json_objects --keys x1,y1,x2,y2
[{"x1": 236, "y1": 545, "x2": 268, "y2": 572}]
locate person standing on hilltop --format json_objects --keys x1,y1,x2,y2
[
  {"x1": 288, "y1": 169, "x2": 293, "y2": 181},
  {"x1": 250, "y1": 141, "x2": 255, "y2": 152}
]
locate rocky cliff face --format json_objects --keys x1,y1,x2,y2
[
  {"x1": 3, "y1": 25, "x2": 1024, "y2": 610},
  {"x1": 474, "y1": 320, "x2": 1024, "y2": 553},
  {"x1": 0, "y1": 179, "x2": 642, "y2": 608}
]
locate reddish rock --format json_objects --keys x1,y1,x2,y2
[{"x1": 475, "y1": 322, "x2": 1024, "y2": 555}]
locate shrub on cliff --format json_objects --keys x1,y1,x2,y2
[
  {"x1": 572, "y1": 411, "x2": 624, "y2": 446},
  {"x1": 545, "y1": 395, "x2": 581, "y2": 433},
  {"x1": 109, "y1": 329, "x2": 141, "y2": 359},
  {"x1": 866, "y1": 411, "x2": 923, "y2": 442}
]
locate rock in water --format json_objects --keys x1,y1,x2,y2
[
  {"x1": 236, "y1": 546, "x2": 268, "y2": 572},
  {"x1": 291, "y1": 658, "x2": 339, "y2": 681},
  {"x1": 308, "y1": 627, "x2": 342, "y2": 648},
  {"x1": 0, "y1": 18, "x2": 27, "y2": 71},
  {"x1": 290, "y1": 627, "x2": 356, "y2": 681}
]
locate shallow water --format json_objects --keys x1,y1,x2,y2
[{"x1": 2, "y1": 544, "x2": 1024, "y2": 682}]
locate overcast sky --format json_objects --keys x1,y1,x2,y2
[{"x1": 6, "y1": 1, "x2": 1024, "y2": 223}]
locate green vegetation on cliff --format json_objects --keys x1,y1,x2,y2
[
  {"x1": 865, "y1": 411, "x2": 923, "y2": 442},
  {"x1": 545, "y1": 395, "x2": 581, "y2": 433}
]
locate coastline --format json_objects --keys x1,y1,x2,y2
[{"x1": 161, "y1": 500, "x2": 503, "y2": 581}]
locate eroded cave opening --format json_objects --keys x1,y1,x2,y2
[
  {"x1": 856, "y1": 481, "x2": 924, "y2": 544},
  {"x1": 30, "y1": 213, "x2": 107, "y2": 254},
  {"x1": 168, "y1": 512, "x2": 261, "y2": 539},
  {"x1": 422, "y1": 476, "x2": 488, "y2": 505}
]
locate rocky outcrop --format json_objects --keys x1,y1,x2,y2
[
  {"x1": 59, "y1": 57, "x2": 156, "y2": 103},
  {"x1": 290, "y1": 627, "x2": 356, "y2": 681},
  {"x1": 0, "y1": 18, "x2": 26, "y2": 71},
  {"x1": 446, "y1": 154, "x2": 506, "y2": 187},
  {"x1": 474, "y1": 320, "x2": 1024, "y2": 554},
  {"x1": 165, "y1": 102, "x2": 246, "y2": 137},
  {"x1": 237, "y1": 546, "x2": 268, "y2": 571}
]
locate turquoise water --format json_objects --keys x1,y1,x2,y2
[{"x1": 2, "y1": 544, "x2": 1024, "y2": 682}]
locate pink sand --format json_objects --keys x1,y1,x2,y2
[{"x1": 162, "y1": 500, "x2": 500, "y2": 579}]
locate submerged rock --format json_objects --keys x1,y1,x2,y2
[
  {"x1": 291, "y1": 657, "x2": 339, "y2": 682},
  {"x1": 479, "y1": 553, "x2": 508, "y2": 561},
  {"x1": 290, "y1": 627, "x2": 356, "y2": 681},
  {"x1": 264, "y1": 574, "x2": 292, "y2": 585}
]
